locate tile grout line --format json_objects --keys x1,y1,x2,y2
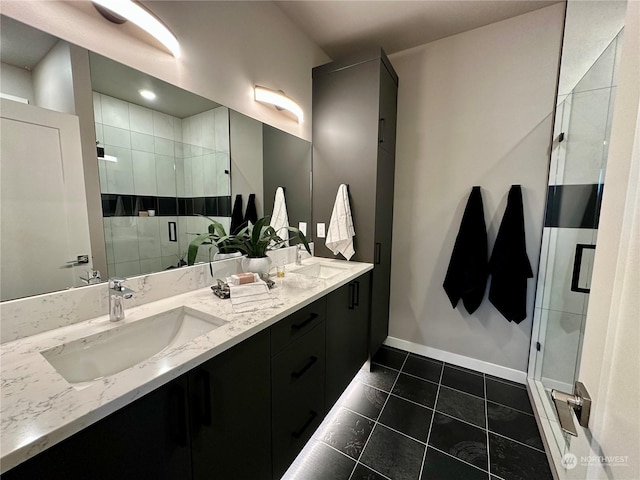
[
  {"x1": 484, "y1": 372, "x2": 492, "y2": 477},
  {"x1": 429, "y1": 445, "x2": 491, "y2": 475},
  {"x1": 488, "y1": 430, "x2": 548, "y2": 455},
  {"x1": 486, "y1": 398, "x2": 536, "y2": 417},
  {"x1": 347, "y1": 352, "x2": 410, "y2": 480},
  {"x1": 418, "y1": 361, "x2": 445, "y2": 479},
  {"x1": 318, "y1": 441, "x2": 393, "y2": 480}
]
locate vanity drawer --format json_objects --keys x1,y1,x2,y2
[
  {"x1": 271, "y1": 320, "x2": 326, "y2": 479},
  {"x1": 271, "y1": 297, "x2": 326, "y2": 354}
]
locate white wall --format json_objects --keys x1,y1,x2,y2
[
  {"x1": 579, "y1": 0, "x2": 639, "y2": 476},
  {"x1": 1, "y1": 1, "x2": 329, "y2": 141},
  {"x1": 387, "y1": 4, "x2": 565, "y2": 374},
  {"x1": 32, "y1": 40, "x2": 75, "y2": 114},
  {"x1": 0, "y1": 62, "x2": 34, "y2": 102}
]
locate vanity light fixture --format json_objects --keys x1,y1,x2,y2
[
  {"x1": 92, "y1": 0, "x2": 181, "y2": 58},
  {"x1": 254, "y1": 85, "x2": 303, "y2": 123},
  {"x1": 139, "y1": 89, "x2": 156, "y2": 100}
]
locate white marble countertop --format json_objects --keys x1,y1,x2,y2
[{"x1": 0, "y1": 257, "x2": 373, "y2": 474}]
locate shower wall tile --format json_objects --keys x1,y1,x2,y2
[
  {"x1": 100, "y1": 95, "x2": 129, "y2": 129},
  {"x1": 114, "y1": 260, "x2": 141, "y2": 277},
  {"x1": 214, "y1": 107, "x2": 230, "y2": 152},
  {"x1": 92, "y1": 92, "x2": 102, "y2": 124},
  {"x1": 131, "y1": 132, "x2": 155, "y2": 153},
  {"x1": 153, "y1": 111, "x2": 174, "y2": 140},
  {"x1": 103, "y1": 217, "x2": 115, "y2": 265},
  {"x1": 200, "y1": 111, "x2": 216, "y2": 151},
  {"x1": 132, "y1": 150, "x2": 157, "y2": 196},
  {"x1": 137, "y1": 217, "x2": 161, "y2": 260},
  {"x1": 173, "y1": 118, "x2": 183, "y2": 143},
  {"x1": 182, "y1": 157, "x2": 193, "y2": 197},
  {"x1": 129, "y1": 104, "x2": 154, "y2": 135},
  {"x1": 140, "y1": 258, "x2": 163, "y2": 275},
  {"x1": 103, "y1": 125, "x2": 132, "y2": 149},
  {"x1": 98, "y1": 157, "x2": 108, "y2": 194},
  {"x1": 154, "y1": 136, "x2": 175, "y2": 156},
  {"x1": 104, "y1": 146, "x2": 134, "y2": 194},
  {"x1": 191, "y1": 155, "x2": 205, "y2": 197},
  {"x1": 175, "y1": 157, "x2": 185, "y2": 197},
  {"x1": 111, "y1": 217, "x2": 140, "y2": 263},
  {"x1": 216, "y1": 153, "x2": 231, "y2": 195},
  {"x1": 95, "y1": 123, "x2": 104, "y2": 145},
  {"x1": 156, "y1": 155, "x2": 177, "y2": 197}
]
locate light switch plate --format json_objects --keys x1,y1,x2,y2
[
  {"x1": 317, "y1": 223, "x2": 326, "y2": 238},
  {"x1": 298, "y1": 222, "x2": 307, "y2": 236}
]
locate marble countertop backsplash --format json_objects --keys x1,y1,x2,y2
[{"x1": 0, "y1": 246, "x2": 372, "y2": 474}]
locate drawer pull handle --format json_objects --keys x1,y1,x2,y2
[
  {"x1": 348, "y1": 283, "x2": 355, "y2": 310},
  {"x1": 291, "y1": 313, "x2": 318, "y2": 330},
  {"x1": 168, "y1": 384, "x2": 188, "y2": 447},
  {"x1": 291, "y1": 356, "x2": 318, "y2": 379},
  {"x1": 194, "y1": 370, "x2": 212, "y2": 427},
  {"x1": 292, "y1": 410, "x2": 318, "y2": 439}
]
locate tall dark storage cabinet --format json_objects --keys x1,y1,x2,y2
[{"x1": 312, "y1": 48, "x2": 398, "y2": 357}]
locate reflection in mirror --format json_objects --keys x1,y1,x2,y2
[
  {"x1": 0, "y1": 15, "x2": 312, "y2": 301},
  {"x1": 528, "y1": 0, "x2": 626, "y2": 451},
  {"x1": 89, "y1": 53, "x2": 232, "y2": 278}
]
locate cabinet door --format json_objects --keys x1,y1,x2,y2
[
  {"x1": 326, "y1": 273, "x2": 372, "y2": 408},
  {"x1": 378, "y1": 62, "x2": 398, "y2": 155},
  {"x1": 371, "y1": 146, "x2": 396, "y2": 355},
  {"x1": 3, "y1": 377, "x2": 192, "y2": 480},
  {"x1": 272, "y1": 321, "x2": 326, "y2": 479},
  {"x1": 189, "y1": 329, "x2": 272, "y2": 480}
]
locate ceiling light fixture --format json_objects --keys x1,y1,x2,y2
[
  {"x1": 139, "y1": 89, "x2": 156, "y2": 100},
  {"x1": 254, "y1": 85, "x2": 303, "y2": 123},
  {"x1": 92, "y1": 0, "x2": 181, "y2": 57}
]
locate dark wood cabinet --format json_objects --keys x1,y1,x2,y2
[
  {"x1": 312, "y1": 48, "x2": 398, "y2": 357},
  {"x1": 271, "y1": 297, "x2": 327, "y2": 479},
  {"x1": 326, "y1": 272, "x2": 372, "y2": 409},
  {"x1": 4, "y1": 332, "x2": 272, "y2": 480},
  {"x1": 189, "y1": 329, "x2": 272, "y2": 480},
  {"x1": 2, "y1": 376, "x2": 192, "y2": 480}
]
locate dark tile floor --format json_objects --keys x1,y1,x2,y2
[{"x1": 283, "y1": 346, "x2": 553, "y2": 480}]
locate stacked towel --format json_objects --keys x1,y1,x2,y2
[
  {"x1": 270, "y1": 187, "x2": 290, "y2": 247},
  {"x1": 229, "y1": 280, "x2": 275, "y2": 313},
  {"x1": 326, "y1": 184, "x2": 356, "y2": 260}
]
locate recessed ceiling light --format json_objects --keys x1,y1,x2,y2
[{"x1": 139, "y1": 89, "x2": 156, "y2": 100}]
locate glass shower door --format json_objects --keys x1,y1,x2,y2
[{"x1": 532, "y1": 31, "x2": 623, "y2": 398}]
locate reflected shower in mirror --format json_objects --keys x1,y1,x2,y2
[{"x1": 0, "y1": 15, "x2": 312, "y2": 301}]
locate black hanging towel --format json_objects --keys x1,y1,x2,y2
[
  {"x1": 230, "y1": 194, "x2": 244, "y2": 234},
  {"x1": 488, "y1": 185, "x2": 533, "y2": 323},
  {"x1": 244, "y1": 193, "x2": 258, "y2": 225},
  {"x1": 443, "y1": 186, "x2": 488, "y2": 314}
]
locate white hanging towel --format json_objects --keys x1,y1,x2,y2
[
  {"x1": 326, "y1": 184, "x2": 356, "y2": 260},
  {"x1": 270, "y1": 186, "x2": 290, "y2": 247}
]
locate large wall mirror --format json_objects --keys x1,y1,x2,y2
[{"x1": 0, "y1": 15, "x2": 312, "y2": 302}]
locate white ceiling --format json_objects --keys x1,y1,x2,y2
[{"x1": 274, "y1": 0, "x2": 561, "y2": 59}]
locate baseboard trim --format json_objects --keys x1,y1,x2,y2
[{"x1": 383, "y1": 336, "x2": 527, "y2": 385}]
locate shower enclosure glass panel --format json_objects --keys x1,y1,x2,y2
[{"x1": 532, "y1": 31, "x2": 623, "y2": 395}]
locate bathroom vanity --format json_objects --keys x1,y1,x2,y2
[{"x1": 0, "y1": 257, "x2": 373, "y2": 479}]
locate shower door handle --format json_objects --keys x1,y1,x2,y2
[{"x1": 571, "y1": 244, "x2": 596, "y2": 293}]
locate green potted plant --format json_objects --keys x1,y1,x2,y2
[{"x1": 188, "y1": 216, "x2": 311, "y2": 275}]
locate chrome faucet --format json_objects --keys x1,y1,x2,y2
[
  {"x1": 296, "y1": 244, "x2": 304, "y2": 265},
  {"x1": 109, "y1": 278, "x2": 134, "y2": 322}
]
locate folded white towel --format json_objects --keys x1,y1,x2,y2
[
  {"x1": 326, "y1": 184, "x2": 356, "y2": 260},
  {"x1": 270, "y1": 186, "x2": 290, "y2": 247},
  {"x1": 229, "y1": 280, "x2": 275, "y2": 313}
]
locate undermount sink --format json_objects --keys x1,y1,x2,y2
[
  {"x1": 291, "y1": 262, "x2": 350, "y2": 280},
  {"x1": 41, "y1": 306, "x2": 225, "y2": 386}
]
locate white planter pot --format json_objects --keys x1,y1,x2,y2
[
  {"x1": 241, "y1": 256, "x2": 272, "y2": 276},
  {"x1": 213, "y1": 251, "x2": 243, "y2": 261}
]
